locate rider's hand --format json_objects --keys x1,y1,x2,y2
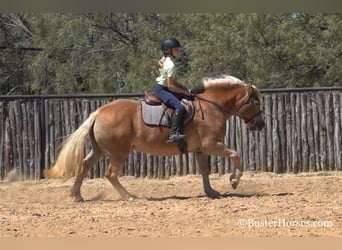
[{"x1": 187, "y1": 89, "x2": 195, "y2": 101}]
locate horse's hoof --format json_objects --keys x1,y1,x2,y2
[
  {"x1": 205, "y1": 189, "x2": 221, "y2": 199},
  {"x1": 74, "y1": 196, "x2": 84, "y2": 202},
  {"x1": 128, "y1": 197, "x2": 135, "y2": 201},
  {"x1": 230, "y1": 179, "x2": 239, "y2": 189},
  {"x1": 123, "y1": 194, "x2": 137, "y2": 201}
]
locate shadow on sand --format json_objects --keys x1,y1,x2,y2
[
  {"x1": 84, "y1": 191, "x2": 294, "y2": 202},
  {"x1": 145, "y1": 192, "x2": 294, "y2": 201}
]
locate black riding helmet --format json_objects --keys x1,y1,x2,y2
[{"x1": 161, "y1": 38, "x2": 181, "y2": 56}]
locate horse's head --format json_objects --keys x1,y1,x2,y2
[
  {"x1": 192, "y1": 76, "x2": 265, "y2": 131},
  {"x1": 235, "y1": 84, "x2": 265, "y2": 131}
]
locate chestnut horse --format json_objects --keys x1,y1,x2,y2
[{"x1": 44, "y1": 75, "x2": 265, "y2": 201}]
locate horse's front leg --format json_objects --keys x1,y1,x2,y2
[
  {"x1": 202, "y1": 141, "x2": 243, "y2": 190},
  {"x1": 195, "y1": 152, "x2": 220, "y2": 198}
]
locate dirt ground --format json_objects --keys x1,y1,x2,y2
[{"x1": 0, "y1": 171, "x2": 341, "y2": 237}]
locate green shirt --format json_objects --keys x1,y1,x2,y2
[{"x1": 156, "y1": 56, "x2": 176, "y2": 86}]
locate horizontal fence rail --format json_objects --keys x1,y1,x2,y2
[{"x1": 0, "y1": 88, "x2": 341, "y2": 180}]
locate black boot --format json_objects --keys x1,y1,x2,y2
[{"x1": 168, "y1": 108, "x2": 186, "y2": 143}]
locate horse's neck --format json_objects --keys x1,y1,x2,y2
[
  {"x1": 194, "y1": 85, "x2": 246, "y2": 120},
  {"x1": 201, "y1": 84, "x2": 246, "y2": 106}
]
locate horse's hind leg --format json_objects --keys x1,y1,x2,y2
[
  {"x1": 71, "y1": 149, "x2": 103, "y2": 202},
  {"x1": 105, "y1": 153, "x2": 136, "y2": 200}
]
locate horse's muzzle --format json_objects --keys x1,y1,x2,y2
[{"x1": 247, "y1": 116, "x2": 265, "y2": 131}]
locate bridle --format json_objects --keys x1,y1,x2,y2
[
  {"x1": 192, "y1": 88, "x2": 262, "y2": 125},
  {"x1": 235, "y1": 95, "x2": 263, "y2": 124}
]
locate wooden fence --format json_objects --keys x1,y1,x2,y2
[{"x1": 0, "y1": 89, "x2": 341, "y2": 181}]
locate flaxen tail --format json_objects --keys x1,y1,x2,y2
[{"x1": 44, "y1": 111, "x2": 98, "y2": 180}]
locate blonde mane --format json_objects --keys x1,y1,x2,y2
[
  {"x1": 202, "y1": 75, "x2": 245, "y2": 88},
  {"x1": 191, "y1": 75, "x2": 247, "y2": 94}
]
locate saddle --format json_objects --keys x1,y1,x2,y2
[
  {"x1": 141, "y1": 92, "x2": 195, "y2": 127},
  {"x1": 144, "y1": 92, "x2": 163, "y2": 105}
]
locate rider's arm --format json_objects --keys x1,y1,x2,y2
[{"x1": 167, "y1": 76, "x2": 191, "y2": 96}]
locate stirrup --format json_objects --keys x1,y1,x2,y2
[{"x1": 167, "y1": 133, "x2": 186, "y2": 143}]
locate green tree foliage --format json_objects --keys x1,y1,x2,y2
[
  {"x1": 0, "y1": 13, "x2": 341, "y2": 95},
  {"x1": 0, "y1": 13, "x2": 38, "y2": 94}
]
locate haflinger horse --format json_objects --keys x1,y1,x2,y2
[{"x1": 44, "y1": 75, "x2": 265, "y2": 202}]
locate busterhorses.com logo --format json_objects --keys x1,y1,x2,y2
[{"x1": 237, "y1": 218, "x2": 333, "y2": 229}]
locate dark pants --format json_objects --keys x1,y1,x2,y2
[{"x1": 153, "y1": 83, "x2": 185, "y2": 111}]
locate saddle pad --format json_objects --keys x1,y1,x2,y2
[{"x1": 141, "y1": 100, "x2": 194, "y2": 127}]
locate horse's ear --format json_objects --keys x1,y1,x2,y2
[
  {"x1": 247, "y1": 82, "x2": 261, "y2": 97},
  {"x1": 246, "y1": 82, "x2": 259, "y2": 96},
  {"x1": 247, "y1": 83, "x2": 253, "y2": 92}
]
